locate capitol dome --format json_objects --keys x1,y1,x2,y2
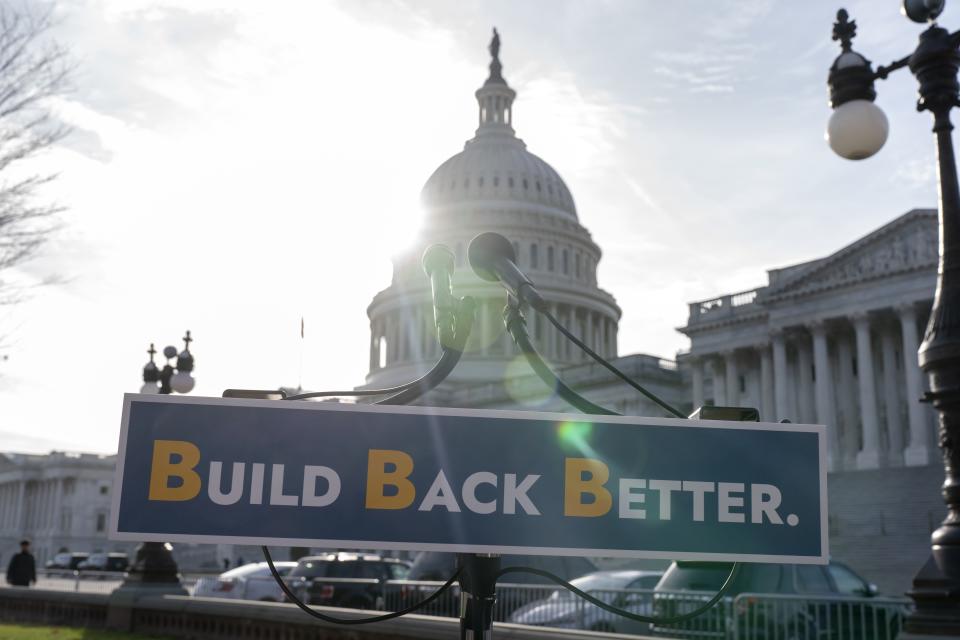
[
  {"x1": 364, "y1": 29, "x2": 620, "y2": 394},
  {"x1": 421, "y1": 132, "x2": 578, "y2": 220}
]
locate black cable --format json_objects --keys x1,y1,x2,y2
[
  {"x1": 539, "y1": 308, "x2": 686, "y2": 419},
  {"x1": 259, "y1": 296, "x2": 476, "y2": 623},
  {"x1": 496, "y1": 563, "x2": 741, "y2": 626},
  {"x1": 504, "y1": 303, "x2": 618, "y2": 415},
  {"x1": 262, "y1": 546, "x2": 461, "y2": 625}
]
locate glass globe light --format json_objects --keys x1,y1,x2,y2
[
  {"x1": 139, "y1": 382, "x2": 160, "y2": 394},
  {"x1": 170, "y1": 371, "x2": 195, "y2": 394},
  {"x1": 826, "y1": 99, "x2": 889, "y2": 160}
]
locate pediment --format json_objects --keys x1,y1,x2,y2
[{"x1": 763, "y1": 209, "x2": 937, "y2": 301}]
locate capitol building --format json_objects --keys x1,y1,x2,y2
[
  {"x1": 1, "y1": 33, "x2": 946, "y2": 596},
  {"x1": 364, "y1": 32, "x2": 685, "y2": 417}
]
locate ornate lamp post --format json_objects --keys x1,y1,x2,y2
[
  {"x1": 825, "y1": 2, "x2": 960, "y2": 635},
  {"x1": 117, "y1": 331, "x2": 196, "y2": 595}
]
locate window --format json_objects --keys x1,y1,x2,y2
[
  {"x1": 796, "y1": 565, "x2": 832, "y2": 593},
  {"x1": 478, "y1": 177, "x2": 484, "y2": 187},
  {"x1": 852, "y1": 357, "x2": 858, "y2": 376},
  {"x1": 95, "y1": 513, "x2": 106, "y2": 533},
  {"x1": 547, "y1": 246, "x2": 555, "y2": 271},
  {"x1": 99, "y1": 486, "x2": 109, "y2": 495},
  {"x1": 508, "y1": 177, "x2": 515, "y2": 188},
  {"x1": 828, "y1": 564, "x2": 867, "y2": 595},
  {"x1": 547, "y1": 184, "x2": 553, "y2": 195},
  {"x1": 562, "y1": 249, "x2": 569, "y2": 274},
  {"x1": 463, "y1": 178, "x2": 469, "y2": 189},
  {"x1": 575, "y1": 254, "x2": 581, "y2": 278},
  {"x1": 739, "y1": 376, "x2": 746, "y2": 393},
  {"x1": 535, "y1": 181, "x2": 541, "y2": 192},
  {"x1": 493, "y1": 176, "x2": 499, "y2": 187},
  {"x1": 523, "y1": 178, "x2": 529, "y2": 190},
  {"x1": 530, "y1": 244, "x2": 539, "y2": 268}
]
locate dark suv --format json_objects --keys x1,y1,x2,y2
[
  {"x1": 651, "y1": 561, "x2": 907, "y2": 639},
  {"x1": 286, "y1": 552, "x2": 411, "y2": 610}
]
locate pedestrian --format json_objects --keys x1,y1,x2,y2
[
  {"x1": 236, "y1": 556, "x2": 244, "y2": 567},
  {"x1": 6, "y1": 540, "x2": 36, "y2": 587}
]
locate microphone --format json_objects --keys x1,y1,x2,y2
[
  {"x1": 422, "y1": 244, "x2": 457, "y2": 346},
  {"x1": 468, "y1": 232, "x2": 547, "y2": 311}
]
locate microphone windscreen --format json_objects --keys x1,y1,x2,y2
[
  {"x1": 468, "y1": 232, "x2": 516, "y2": 282},
  {"x1": 422, "y1": 244, "x2": 455, "y2": 277}
]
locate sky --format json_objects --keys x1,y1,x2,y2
[{"x1": 0, "y1": 0, "x2": 949, "y2": 453}]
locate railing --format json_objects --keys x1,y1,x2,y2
[
  {"x1": 688, "y1": 288, "x2": 762, "y2": 325},
  {"x1": 36, "y1": 568, "x2": 202, "y2": 594},
  {"x1": 651, "y1": 590, "x2": 912, "y2": 640}
]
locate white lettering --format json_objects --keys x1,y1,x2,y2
[
  {"x1": 250, "y1": 463, "x2": 265, "y2": 505},
  {"x1": 751, "y1": 483, "x2": 783, "y2": 524},
  {"x1": 462, "y1": 472, "x2": 497, "y2": 514},
  {"x1": 649, "y1": 479, "x2": 682, "y2": 520},
  {"x1": 682, "y1": 481, "x2": 715, "y2": 522},
  {"x1": 270, "y1": 464, "x2": 299, "y2": 506},
  {"x1": 418, "y1": 470, "x2": 461, "y2": 512},
  {"x1": 302, "y1": 466, "x2": 341, "y2": 507},
  {"x1": 208, "y1": 461, "x2": 245, "y2": 506},
  {"x1": 618, "y1": 478, "x2": 646, "y2": 519},
  {"x1": 504, "y1": 474, "x2": 540, "y2": 515},
  {"x1": 718, "y1": 482, "x2": 745, "y2": 523}
]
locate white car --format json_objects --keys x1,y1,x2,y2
[
  {"x1": 509, "y1": 569, "x2": 663, "y2": 634},
  {"x1": 193, "y1": 562, "x2": 297, "y2": 602}
]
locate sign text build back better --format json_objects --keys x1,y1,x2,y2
[{"x1": 111, "y1": 395, "x2": 828, "y2": 563}]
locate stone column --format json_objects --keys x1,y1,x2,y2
[
  {"x1": 809, "y1": 320, "x2": 840, "y2": 469},
  {"x1": 880, "y1": 323, "x2": 904, "y2": 466},
  {"x1": 691, "y1": 357, "x2": 705, "y2": 410},
  {"x1": 759, "y1": 344, "x2": 774, "y2": 422},
  {"x1": 724, "y1": 350, "x2": 739, "y2": 406},
  {"x1": 585, "y1": 311, "x2": 595, "y2": 353},
  {"x1": 14, "y1": 480, "x2": 24, "y2": 533},
  {"x1": 852, "y1": 312, "x2": 881, "y2": 469},
  {"x1": 772, "y1": 330, "x2": 790, "y2": 420},
  {"x1": 796, "y1": 336, "x2": 814, "y2": 424},
  {"x1": 601, "y1": 317, "x2": 610, "y2": 358},
  {"x1": 51, "y1": 478, "x2": 62, "y2": 534},
  {"x1": 710, "y1": 357, "x2": 726, "y2": 406},
  {"x1": 899, "y1": 304, "x2": 933, "y2": 465}
]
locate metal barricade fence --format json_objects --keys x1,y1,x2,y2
[
  {"x1": 729, "y1": 592, "x2": 911, "y2": 640},
  {"x1": 650, "y1": 590, "x2": 913, "y2": 640},
  {"x1": 650, "y1": 590, "x2": 734, "y2": 639}
]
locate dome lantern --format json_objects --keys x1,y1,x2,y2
[{"x1": 475, "y1": 28, "x2": 517, "y2": 137}]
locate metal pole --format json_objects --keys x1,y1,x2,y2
[
  {"x1": 458, "y1": 554, "x2": 500, "y2": 639},
  {"x1": 903, "y1": 23, "x2": 960, "y2": 638}
]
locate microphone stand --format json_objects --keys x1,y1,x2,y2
[{"x1": 503, "y1": 297, "x2": 618, "y2": 415}]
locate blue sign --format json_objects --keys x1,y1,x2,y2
[{"x1": 111, "y1": 394, "x2": 828, "y2": 564}]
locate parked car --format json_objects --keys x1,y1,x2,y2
[
  {"x1": 403, "y1": 552, "x2": 599, "y2": 618},
  {"x1": 77, "y1": 552, "x2": 129, "y2": 573},
  {"x1": 192, "y1": 561, "x2": 297, "y2": 601},
  {"x1": 285, "y1": 552, "x2": 411, "y2": 610},
  {"x1": 651, "y1": 560, "x2": 907, "y2": 640},
  {"x1": 509, "y1": 569, "x2": 663, "y2": 634},
  {"x1": 45, "y1": 552, "x2": 89, "y2": 572}
]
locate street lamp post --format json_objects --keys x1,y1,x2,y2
[
  {"x1": 825, "y1": 2, "x2": 960, "y2": 636},
  {"x1": 118, "y1": 331, "x2": 195, "y2": 595}
]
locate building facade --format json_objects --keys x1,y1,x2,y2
[
  {"x1": 677, "y1": 208, "x2": 944, "y2": 593},
  {"x1": 0, "y1": 451, "x2": 135, "y2": 567},
  {"x1": 678, "y1": 208, "x2": 939, "y2": 472}
]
